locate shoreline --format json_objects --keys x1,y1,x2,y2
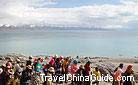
[{"x1": 0, "y1": 53, "x2": 138, "y2": 72}]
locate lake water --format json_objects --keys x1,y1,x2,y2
[{"x1": 0, "y1": 31, "x2": 138, "y2": 57}]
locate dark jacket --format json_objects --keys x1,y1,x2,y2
[{"x1": 20, "y1": 68, "x2": 32, "y2": 83}]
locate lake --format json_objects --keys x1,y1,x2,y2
[{"x1": 0, "y1": 30, "x2": 138, "y2": 57}]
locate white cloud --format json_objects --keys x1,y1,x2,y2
[{"x1": 0, "y1": 0, "x2": 138, "y2": 29}]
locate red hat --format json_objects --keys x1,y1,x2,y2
[
  {"x1": 59, "y1": 56, "x2": 63, "y2": 60},
  {"x1": 34, "y1": 58, "x2": 37, "y2": 62}
]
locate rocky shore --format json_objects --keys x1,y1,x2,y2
[{"x1": 0, "y1": 53, "x2": 138, "y2": 84}]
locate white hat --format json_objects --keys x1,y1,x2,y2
[
  {"x1": 48, "y1": 67, "x2": 55, "y2": 73},
  {"x1": 54, "y1": 54, "x2": 58, "y2": 58}
]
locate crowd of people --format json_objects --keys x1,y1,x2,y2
[{"x1": 0, "y1": 55, "x2": 135, "y2": 85}]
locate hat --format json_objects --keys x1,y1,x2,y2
[
  {"x1": 59, "y1": 56, "x2": 63, "y2": 60},
  {"x1": 55, "y1": 54, "x2": 58, "y2": 57},
  {"x1": 48, "y1": 67, "x2": 55, "y2": 73}
]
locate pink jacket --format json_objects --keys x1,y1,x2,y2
[{"x1": 70, "y1": 64, "x2": 78, "y2": 75}]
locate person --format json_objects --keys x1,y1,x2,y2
[
  {"x1": 84, "y1": 61, "x2": 91, "y2": 85},
  {"x1": 49, "y1": 57, "x2": 55, "y2": 67},
  {"x1": 123, "y1": 65, "x2": 134, "y2": 85},
  {"x1": 113, "y1": 63, "x2": 124, "y2": 85},
  {"x1": 46, "y1": 67, "x2": 55, "y2": 85},
  {"x1": 114, "y1": 63, "x2": 124, "y2": 72},
  {"x1": 70, "y1": 60, "x2": 78, "y2": 85},
  {"x1": 62, "y1": 57, "x2": 69, "y2": 83},
  {"x1": 76, "y1": 65, "x2": 85, "y2": 85},
  {"x1": 6, "y1": 62, "x2": 15, "y2": 85},
  {"x1": 0, "y1": 64, "x2": 8, "y2": 85},
  {"x1": 55, "y1": 58, "x2": 61, "y2": 72},
  {"x1": 43, "y1": 64, "x2": 51, "y2": 85},
  {"x1": 20, "y1": 65, "x2": 32, "y2": 85},
  {"x1": 31, "y1": 71, "x2": 42, "y2": 85},
  {"x1": 43, "y1": 56, "x2": 49, "y2": 65},
  {"x1": 34, "y1": 58, "x2": 42, "y2": 73},
  {"x1": 70, "y1": 60, "x2": 78, "y2": 75},
  {"x1": 13, "y1": 60, "x2": 22, "y2": 85},
  {"x1": 26, "y1": 56, "x2": 33, "y2": 66},
  {"x1": 6, "y1": 61, "x2": 12, "y2": 69},
  {"x1": 55, "y1": 58, "x2": 62, "y2": 83},
  {"x1": 49, "y1": 56, "x2": 55, "y2": 67},
  {"x1": 93, "y1": 67, "x2": 101, "y2": 85}
]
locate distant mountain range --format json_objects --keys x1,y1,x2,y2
[{"x1": 0, "y1": 24, "x2": 115, "y2": 32}]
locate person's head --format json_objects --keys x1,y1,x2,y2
[
  {"x1": 79, "y1": 65, "x2": 84, "y2": 69},
  {"x1": 126, "y1": 65, "x2": 133, "y2": 73},
  {"x1": 127, "y1": 65, "x2": 132, "y2": 69},
  {"x1": 95, "y1": 67, "x2": 99, "y2": 72},
  {"x1": 21, "y1": 63, "x2": 25, "y2": 68},
  {"x1": 48, "y1": 67, "x2": 55, "y2": 73},
  {"x1": 73, "y1": 60, "x2": 78, "y2": 65},
  {"x1": 6, "y1": 61, "x2": 12, "y2": 69},
  {"x1": 119, "y1": 63, "x2": 123, "y2": 69},
  {"x1": 56, "y1": 58, "x2": 60, "y2": 62},
  {"x1": 86, "y1": 61, "x2": 91, "y2": 65},
  {"x1": 38, "y1": 58, "x2": 41, "y2": 61},
  {"x1": 37, "y1": 58, "x2": 41, "y2": 63},
  {"x1": 46, "y1": 64, "x2": 50, "y2": 69},
  {"x1": 29, "y1": 56, "x2": 32, "y2": 60},
  {"x1": 65, "y1": 58, "x2": 68, "y2": 61},
  {"x1": 45, "y1": 56, "x2": 48, "y2": 60}
]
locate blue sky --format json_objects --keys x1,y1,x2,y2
[
  {"x1": 0, "y1": 0, "x2": 138, "y2": 30},
  {"x1": 48, "y1": 0, "x2": 121, "y2": 8}
]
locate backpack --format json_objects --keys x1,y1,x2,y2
[{"x1": 35, "y1": 62, "x2": 42, "y2": 72}]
